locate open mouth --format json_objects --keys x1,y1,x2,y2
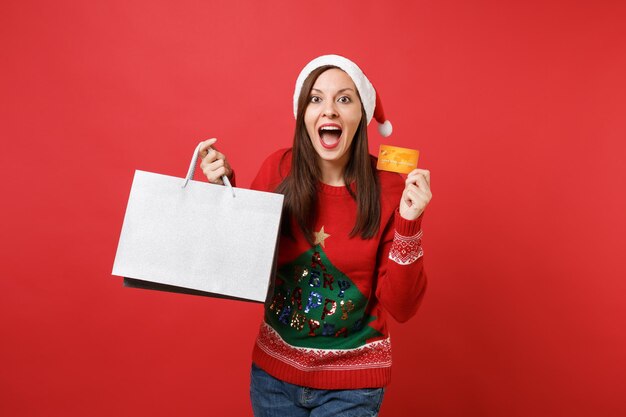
[{"x1": 318, "y1": 125, "x2": 342, "y2": 149}]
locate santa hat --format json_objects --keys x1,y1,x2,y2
[{"x1": 293, "y1": 54, "x2": 393, "y2": 137}]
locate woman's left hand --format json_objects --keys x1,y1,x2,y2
[{"x1": 399, "y1": 169, "x2": 432, "y2": 220}]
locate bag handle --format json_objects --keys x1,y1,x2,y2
[{"x1": 182, "y1": 142, "x2": 235, "y2": 197}]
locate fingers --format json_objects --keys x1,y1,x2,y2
[
  {"x1": 403, "y1": 184, "x2": 429, "y2": 208},
  {"x1": 201, "y1": 157, "x2": 229, "y2": 184},
  {"x1": 198, "y1": 138, "x2": 218, "y2": 159},
  {"x1": 406, "y1": 169, "x2": 430, "y2": 187},
  {"x1": 202, "y1": 148, "x2": 219, "y2": 165},
  {"x1": 198, "y1": 138, "x2": 232, "y2": 184},
  {"x1": 405, "y1": 183, "x2": 429, "y2": 201},
  {"x1": 415, "y1": 175, "x2": 432, "y2": 199},
  {"x1": 399, "y1": 168, "x2": 432, "y2": 220},
  {"x1": 204, "y1": 159, "x2": 228, "y2": 183},
  {"x1": 199, "y1": 139, "x2": 226, "y2": 165},
  {"x1": 405, "y1": 169, "x2": 432, "y2": 197},
  {"x1": 399, "y1": 188, "x2": 426, "y2": 220}
]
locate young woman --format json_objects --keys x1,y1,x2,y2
[{"x1": 199, "y1": 55, "x2": 432, "y2": 417}]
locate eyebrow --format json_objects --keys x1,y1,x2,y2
[{"x1": 311, "y1": 88, "x2": 355, "y2": 94}]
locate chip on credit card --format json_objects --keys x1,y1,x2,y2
[{"x1": 376, "y1": 145, "x2": 419, "y2": 174}]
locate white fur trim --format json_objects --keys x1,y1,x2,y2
[
  {"x1": 378, "y1": 120, "x2": 393, "y2": 137},
  {"x1": 293, "y1": 55, "x2": 376, "y2": 124}
]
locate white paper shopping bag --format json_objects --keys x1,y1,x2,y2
[{"x1": 112, "y1": 144, "x2": 284, "y2": 302}]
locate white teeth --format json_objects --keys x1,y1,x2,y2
[{"x1": 320, "y1": 126, "x2": 341, "y2": 131}]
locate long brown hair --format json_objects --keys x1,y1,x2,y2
[{"x1": 276, "y1": 65, "x2": 381, "y2": 244}]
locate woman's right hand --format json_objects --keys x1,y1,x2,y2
[{"x1": 199, "y1": 138, "x2": 233, "y2": 185}]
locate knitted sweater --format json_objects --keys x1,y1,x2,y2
[{"x1": 250, "y1": 148, "x2": 427, "y2": 389}]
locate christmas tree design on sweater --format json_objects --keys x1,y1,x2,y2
[{"x1": 265, "y1": 227, "x2": 383, "y2": 350}]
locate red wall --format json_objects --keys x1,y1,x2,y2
[{"x1": 2, "y1": 1, "x2": 625, "y2": 416}]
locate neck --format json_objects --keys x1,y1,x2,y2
[{"x1": 318, "y1": 158, "x2": 347, "y2": 186}]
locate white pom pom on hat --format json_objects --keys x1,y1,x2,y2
[{"x1": 293, "y1": 54, "x2": 393, "y2": 137}]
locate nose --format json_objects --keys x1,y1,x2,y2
[{"x1": 322, "y1": 100, "x2": 338, "y2": 118}]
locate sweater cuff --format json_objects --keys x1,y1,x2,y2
[
  {"x1": 389, "y1": 209, "x2": 424, "y2": 266},
  {"x1": 394, "y1": 208, "x2": 423, "y2": 237}
]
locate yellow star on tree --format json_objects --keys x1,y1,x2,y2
[{"x1": 314, "y1": 226, "x2": 331, "y2": 248}]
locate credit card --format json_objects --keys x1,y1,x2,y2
[{"x1": 376, "y1": 145, "x2": 419, "y2": 174}]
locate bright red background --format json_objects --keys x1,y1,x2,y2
[{"x1": 2, "y1": 1, "x2": 625, "y2": 416}]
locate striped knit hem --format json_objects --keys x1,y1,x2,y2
[{"x1": 251, "y1": 323, "x2": 392, "y2": 389}]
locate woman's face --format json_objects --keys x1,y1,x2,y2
[{"x1": 304, "y1": 68, "x2": 363, "y2": 170}]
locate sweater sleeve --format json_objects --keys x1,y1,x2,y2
[
  {"x1": 250, "y1": 148, "x2": 291, "y2": 192},
  {"x1": 374, "y1": 209, "x2": 427, "y2": 323}
]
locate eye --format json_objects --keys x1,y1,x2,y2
[
  {"x1": 309, "y1": 96, "x2": 322, "y2": 103},
  {"x1": 338, "y1": 96, "x2": 351, "y2": 104}
]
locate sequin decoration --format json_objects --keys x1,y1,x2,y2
[
  {"x1": 304, "y1": 291, "x2": 322, "y2": 313},
  {"x1": 321, "y1": 298, "x2": 337, "y2": 320},
  {"x1": 337, "y1": 280, "x2": 351, "y2": 298},
  {"x1": 308, "y1": 319, "x2": 320, "y2": 336},
  {"x1": 278, "y1": 305, "x2": 292, "y2": 325},
  {"x1": 308, "y1": 270, "x2": 321, "y2": 288},
  {"x1": 340, "y1": 299, "x2": 354, "y2": 320},
  {"x1": 269, "y1": 292, "x2": 284, "y2": 313},
  {"x1": 311, "y1": 251, "x2": 326, "y2": 271},
  {"x1": 290, "y1": 312, "x2": 306, "y2": 331},
  {"x1": 294, "y1": 266, "x2": 309, "y2": 284},
  {"x1": 323, "y1": 273, "x2": 334, "y2": 290},
  {"x1": 334, "y1": 327, "x2": 348, "y2": 338},
  {"x1": 290, "y1": 287, "x2": 303, "y2": 311},
  {"x1": 322, "y1": 323, "x2": 335, "y2": 336}
]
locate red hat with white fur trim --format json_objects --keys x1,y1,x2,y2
[{"x1": 293, "y1": 54, "x2": 393, "y2": 137}]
